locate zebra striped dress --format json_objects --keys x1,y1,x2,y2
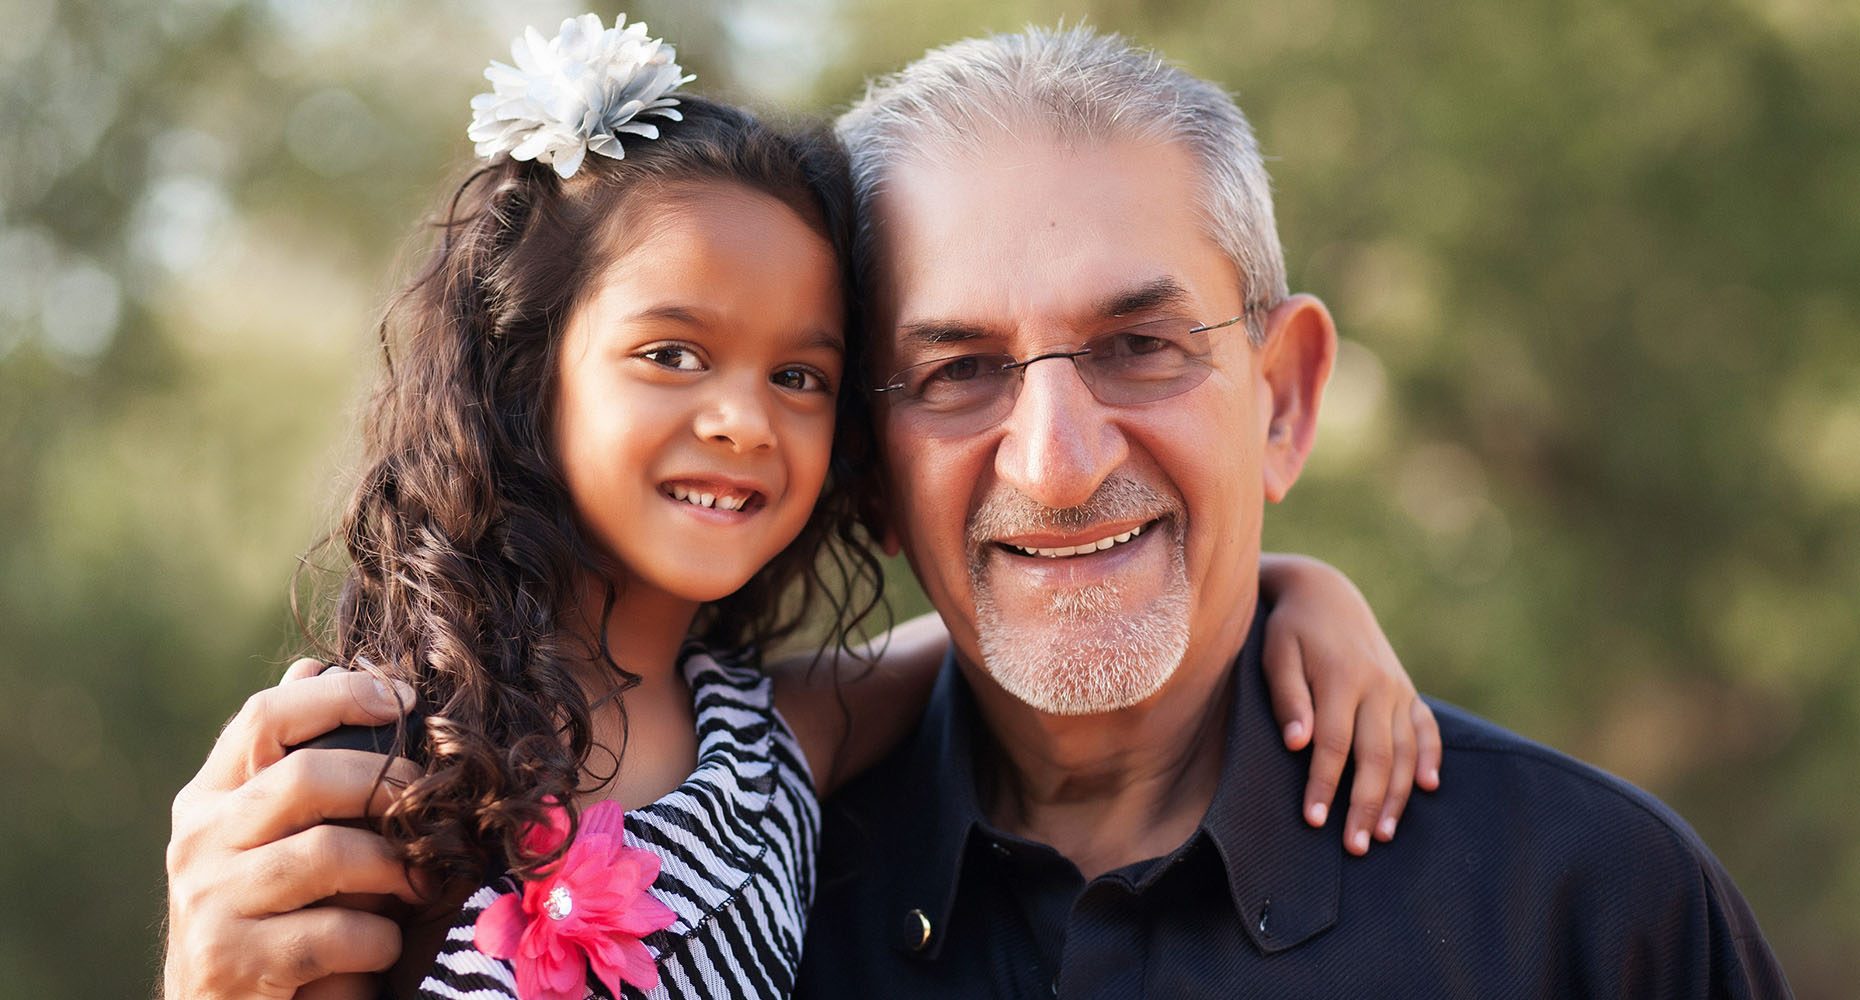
[{"x1": 415, "y1": 647, "x2": 821, "y2": 1000}]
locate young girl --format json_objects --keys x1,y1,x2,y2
[{"x1": 304, "y1": 15, "x2": 1437, "y2": 1000}]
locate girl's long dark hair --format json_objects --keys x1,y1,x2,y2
[{"x1": 294, "y1": 99, "x2": 885, "y2": 888}]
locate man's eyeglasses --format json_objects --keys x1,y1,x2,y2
[{"x1": 872, "y1": 314, "x2": 1249, "y2": 438}]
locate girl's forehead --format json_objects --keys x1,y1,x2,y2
[{"x1": 578, "y1": 186, "x2": 846, "y2": 351}]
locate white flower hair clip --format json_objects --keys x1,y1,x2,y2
[{"x1": 467, "y1": 14, "x2": 694, "y2": 179}]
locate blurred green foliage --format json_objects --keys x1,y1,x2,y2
[{"x1": 1, "y1": 0, "x2": 1854, "y2": 995}]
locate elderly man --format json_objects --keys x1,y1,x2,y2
[
  {"x1": 162, "y1": 25, "x2": 1788, "y2": 1000},
  {"x1": 794, "y1": 27, "x2": 1787, "y2": 998}
]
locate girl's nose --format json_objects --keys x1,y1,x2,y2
[{"x1": 693, "y1": 386, "x2": 776, "y2": 453}]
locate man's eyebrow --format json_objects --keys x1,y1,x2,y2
[
  {"x1": 1096, "y1": 277, "x2": 1193, "y2": 319},
  {"x1": 894, "y1": 278, "x2": 1192, "y2": 346},
  {"x1": 897, "y1": 320, "x2": 993, "y2": 346}
]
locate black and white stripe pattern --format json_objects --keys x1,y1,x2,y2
[{"x1": 416, "y1": 647, "x2": 820, "y2": 1000}]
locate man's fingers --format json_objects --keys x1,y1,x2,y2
[
  {"x1": 281, "y1": 658, "x2": 330, "y2": 684},
  {"x1": 320, "y1": 891, "x2": 403, "y2": 915},
  {"x1": 238, "y1": 824, "x2": 424, "y2": 914},
  {"x1": 1376, "y1": 699, "x2": 1419, "y2": 842},
  {"x1": 249, "y1": 906, "x2": 403, "y2": 988},
  {"x1": 1261, "y1": 628, "x2": 1315, "y2": 750},
  {"x1": 1343, "y1": 702, "x2": 1394, "y2": 856},
  {"x1": 1413, "y1": 699, "x2": 1443, "y2": 790},
  {"x1": 226, "y1": 750, "x2": 421, "y2": 848},
  {"x1": 296, "y1": 972, "x2": 388, "y2": 1000},
  {"x1": 200, "y1": 671, "x2": 416, "y2": 792},
  {"x1": 1302, "y1": 692, "x2": 1355, "y2": 829}
]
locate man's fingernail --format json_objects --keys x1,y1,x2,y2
[
  {"x1": 1378, "y1": 817, "x2": 1397, "y2": 839},
  {"x1": 1285, "y1": 721, "x2": 1305, "y2": 742},
  {"x1": 373, "y1": 679, "x2": 415, "y2": 711},
  {"x1": 1308, "y1": 802, "x2": 1327, "y2": 825},
  {"x1": 1351, "y1": 830, "x2": 1370, "y2": 853}
]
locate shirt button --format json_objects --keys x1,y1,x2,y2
[{"x1": 900, "y1": 908, "x2": 933, "y2": 952}]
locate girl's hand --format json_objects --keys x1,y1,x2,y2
[{"x1": 1260, "y1": 553, "x2": 1442, "y2": 856}]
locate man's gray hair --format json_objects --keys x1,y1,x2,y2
[{"x1": 835, "y1": 25, "x2": 1287, "y2": 344}]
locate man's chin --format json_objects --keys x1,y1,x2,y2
[{"x1": 972, "y1": 583, "x2": 1193, "y2": 716}]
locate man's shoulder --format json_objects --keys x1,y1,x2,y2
[
  {"x1": 1414, "y1": 697, "x2": 1773, "y2": 945},
  {"x1": 1425, "y1": 696, "x2": 1708, "y2": 849}
]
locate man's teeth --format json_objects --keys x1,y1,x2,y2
[
  {"x1": 667, "y1": 485, "x2": 751, "y2": 511},
  {"x1": 1006, "y1": 523, "x2": 1145, "y2": 559}
]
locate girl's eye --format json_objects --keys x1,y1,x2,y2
[
  {"x1": 641, "y1": 345, "x2": 705, "y2": 371},
  {"x1": 772, "y1": 366, "x2": 831, "y2": 393}
]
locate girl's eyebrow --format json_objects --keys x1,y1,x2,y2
[
  {"x1": 631, "y1": 303, "x2": 843, "y2": 355},
  {"x1": 631, "y1": 303, "x2": 707, "y2": 327}
]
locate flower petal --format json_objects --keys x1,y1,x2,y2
[
  {"x1": 587, "y1": 934, "x2": 662, "y2": 993},
  {"x1": 473, "y1": 892, "x2": 528, "y2": 960},
  {"x1": 465, "y1": 15, "x2": 691, "y2": 167}
]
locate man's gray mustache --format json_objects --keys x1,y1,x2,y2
[{"x1": 965, "y1": 476, "x2": 1182, "y2": 550}]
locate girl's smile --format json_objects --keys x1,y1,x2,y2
[{"x1": 659, "y1": 477, "x2": 769, "y2": 513}]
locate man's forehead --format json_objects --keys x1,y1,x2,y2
[{"x1": 869, "y1": 137, "x2": 1233, "y2": 348}]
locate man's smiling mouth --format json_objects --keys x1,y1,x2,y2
[{"x1": 996, "y1": 518, "x2": 1160, "y2": 559}]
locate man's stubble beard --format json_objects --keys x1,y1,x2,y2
[{"x1": 967, "y1": 478, "x2": 1193, "y2": 716}]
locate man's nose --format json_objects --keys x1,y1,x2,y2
[
  {"x1": 693, "y1": 377, "x2": 777, "y2": 453},
  {"x1": 993, "y1": 357, "x2": 1127, "y2": 509}
]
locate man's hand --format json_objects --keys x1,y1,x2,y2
[{"x1": 163, "y1": 659, "x2": 421, "y2": 999}]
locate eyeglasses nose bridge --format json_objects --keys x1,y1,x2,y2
[
  {"x1": 996, "y1": 345, "x2": 1104, "y2": 421},
  {"x1": 1001, "y1": 345, "x2": 1094, "y2": 374}
]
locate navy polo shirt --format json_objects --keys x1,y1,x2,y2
[{"x1": 796, "y1": 606, "x2": 1790, "y2": 998}]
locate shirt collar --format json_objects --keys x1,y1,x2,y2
[
  {"x1": 1202, "y1": 603, "x2": 1343, "y2": 953},
  {"x1": 886, "y1": 601, "x2": 1341, "y2": 959}
]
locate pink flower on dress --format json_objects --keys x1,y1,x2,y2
[{"x1": 475, "y1": 799, "x2": 677, "y2": 1000}]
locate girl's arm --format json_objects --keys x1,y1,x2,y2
[
  {"x1": 1261, "y1": 552, "x2": 1443, "y2": 856},
  {"x1": 771, "y1": 612, "x2": 948, "y2": 797}
]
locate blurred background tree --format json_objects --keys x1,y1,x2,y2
[{"x1": 1, "y1": 0, "x2": 1853, "y2": 994}]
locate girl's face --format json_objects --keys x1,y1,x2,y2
[{"x1": 553, "y1": 181, "x2": 844, "y2": 606}]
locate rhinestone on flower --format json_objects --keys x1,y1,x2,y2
[{"x1": 545, "y1": 885, "x2": 574, "y2": 920}]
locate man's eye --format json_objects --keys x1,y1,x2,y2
[
  {"x1": 642, "y1": 345, "x2": 704, "y2": 371},
  {"x1": 1103, "y1": 332, "x2": 1172, "y2": 357},
  {"x1": 773, "y1": 367, "x2": 831, "y2": 392},
  {"x1": 929, "y1": 355, "x2": 985, "y2": 382}
]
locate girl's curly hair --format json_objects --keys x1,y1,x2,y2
[{"x1": 294, "y1": 98, "x2": 885, "y2": 889}]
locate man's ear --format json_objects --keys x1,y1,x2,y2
[{"x1": 1257, "y1": 293, "x2": 1337, "y2": 503}]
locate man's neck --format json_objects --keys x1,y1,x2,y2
[{"x1": 964, "y1": 631, "x2": 1245, "y2": 880}]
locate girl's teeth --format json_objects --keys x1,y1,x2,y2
[{"x1": 666, "y1": 485, "x2": 754, "y2": 511}]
